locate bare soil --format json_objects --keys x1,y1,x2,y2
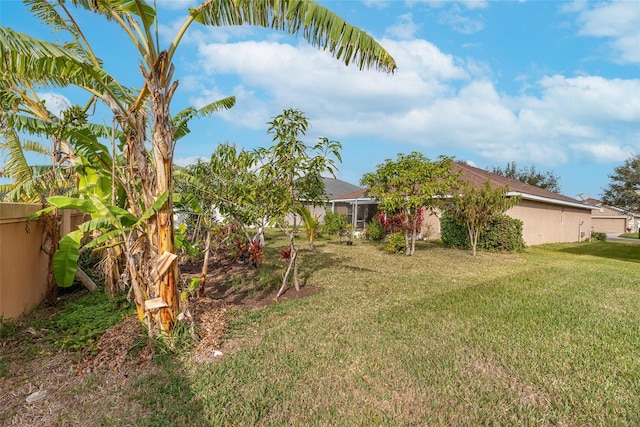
[{"x1": 0, "y1": 255, "x2": 320, "y2": 426}]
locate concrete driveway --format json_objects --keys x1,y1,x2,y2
[{"x1": 606, "y1": 233, "x2": 640, "y2": 244}]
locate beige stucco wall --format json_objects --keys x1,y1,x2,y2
[
  {"x1": 0, "y1": 204, "x2": 86, "y2": 320},
  {"x1": 420, "y1": 200, "x2": 592, "y2": 246},
  {"x1": 507, "y1": 200, "x2": 592, "y2": 246}
]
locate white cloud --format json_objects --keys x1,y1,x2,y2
[
  {"x1": 38, "y1": 93, "x2": 71, "y2": 118},
  {"x1": 385, "y1": 13, "x2": 421, "y2": 40},
  {"x1": 437, "y1": 7, "x2": 485, "y2": 34},
  {"x1": 156, "y1": 0, "x2": 198, "y2": 11},
  {"x1": 183, "y1": 28, "x2": 639, "y2": 170},
  {"x1": 405, "y1": 0, "x2": 488, "y2": 10},
  {"x1": 174, "y1": 156, "x2": 205, "y2": 166},
  {"x1": 573, "y1": 0, "x2": 640, "y2": 64},
  {"x1": 569, "y1": 143, "x2": 636, "y2": 163},
  {"x1": 362, "y1": 0, "x2": 390, "y2": 9}
]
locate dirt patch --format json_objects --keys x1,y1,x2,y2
[{"x1": 0, "y1": 256, "x2": 319, "y2": 426}]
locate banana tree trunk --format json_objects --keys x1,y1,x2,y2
[{"x1": 149, "y1": 51, "x2": 180, "y2": 333}]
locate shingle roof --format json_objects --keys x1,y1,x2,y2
[
  {"x1": 332, "y1": 187, "x2": 369, "y2": 201},
  {"x1": 452, "y1": 162, "x2": 586, "y2": 206},
  {"x1": 321, "y1": 177, "x2": 363, "y2": 200}
]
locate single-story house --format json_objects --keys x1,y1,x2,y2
[
  {"x1": 286, "y1": 177, "x2": 365, "y2": 226},
  {"x1": 329, "y1": 162, "x2": 595, "y2": 246},
  {"x1": 328, "y1": 187, "x2": 378, "y2": 230},
  {"x1": 586, "y1": 198, "x2": 640, "y2": 233}
]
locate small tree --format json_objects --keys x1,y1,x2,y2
[
  {"x1": 175, "y1": 143, "x2": 282, "y2": 296},
  {"x1": 601, "y1": 154, "x2": 640, "y2": 212},
  {"x1": 361, "y1": 153, "x2": 457, "y2": 255},
  {"x1": 448, "y1": 180, "x2": 520, "y2": 256},
  {"x1": 258, "y1": 109, "x2": 341, "y2": 298}
]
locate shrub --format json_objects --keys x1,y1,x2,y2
[
  {"x1": 383, "y1": 232, "x2": 406, "y2": 254},
  {"x1": 441, "y1": 213, "x2": 525, "y2": 252},
  {"x1": 364, "y1": 217, "x2": 385, "y2": 241},
  {"x1": 478, "y1": 215, "x2": 525, "y2": 252},
  {"x1": 323, "y1": 211, "x2": 348, "y2": 239},
  {"x1": 440, "y1": 214, "x2": 469, "y2": 249},
  {"x1": 592, "y1": 231, "x2": 607, "y2": 241}
]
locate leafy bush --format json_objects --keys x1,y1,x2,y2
[
  {"x1": 323, "y1": 211, "x2": 348, "y2": 239},
  {"x1": 592, "y1": 231, "x2": 607, "y2": 241},
  {"x1": 440, "y1": 214, "x2": 470, "y2": 249},
  {"x1": 479, "y1": 215, "x2": 525, "y2": 252},
  {"x1": 441, "y1": 213, "x2": 525, "y2": 252},
  {"x1": 364, "y1": 217, "x2": 385, "y2": 241},
  {"x1": 383, "y1": 232, "x2": 406, "y2": 254}
]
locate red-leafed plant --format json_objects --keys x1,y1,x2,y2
[
  {"x1": 279, "y1": 247, "x2": 292, "y2": 261},
  {"x1": 248, "y1": 240, "x2": 264, "y2": 268}
]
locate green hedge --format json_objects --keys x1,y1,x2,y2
[
  {"x1": 383, "y1": 232, "x2": 406, "y2": 254},
  {"x1": 364, "y1": 217, "x2": 385, "y2": 241},
  {"x1": 441, "y1": 213, "x2": 525, "y2": 253},
  {"x1": 440, "y1": 214, "x2": 470, "y2": 249}
]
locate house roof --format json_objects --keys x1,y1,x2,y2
[
  {"x1": 585, "y1": 197, "x2": 640, "y2": 217},
  {"x1": 321, "y1": 177, "x2": 363, "y2": 200},
  {"x1": 451, "y1": 162, "x2": 593, "y2": 210},
  {"x1": 329, "y1": 162, "x2": 592, "y2": 210},
  {"x1": 331, "y1": 187, "x2": 369, "y2": 201}
]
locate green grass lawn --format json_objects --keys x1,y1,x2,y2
[
  {"x1": 141, "y1": 238, "x2": 640, "y2": 426},
  {"x1": 619, "y1": 232, "x2": 640, "y2": 239},
  {"x1": 5, "y1": 238, "x2": 639, "y2": 426}
]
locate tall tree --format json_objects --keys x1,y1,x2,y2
[
  {"x1": 1, "y1": 0, "x2": 396, "y2": 335},
  {"x1": 491, "y1": 161, "x2": 561, "y2": 193},
  {"x1": 175, "y1": 143, "x2": 279, "y2": 296},
  {"x1": 258, "y1": 109, "x2": 341, "y2": 298},
  {"x1": 601, "y1": 154, "x2": 640, "y2": 212},
  {"x1": 447, "y1": 180, "x2": 520, "y2": 256},
  {"x1": 361, "y1": 153, "x2": 457, "y2": 256}
]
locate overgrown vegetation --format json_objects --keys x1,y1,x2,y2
[
  {"x1": 3, "y1": 239, "x2": 640, "y2": 425},
  {"x1": 441, "y1": 213, "x2": 525, "y2": 253}
]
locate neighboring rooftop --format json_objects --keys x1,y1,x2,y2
[
  {"x1": 322, "y1": 177, "x2": 363, "y2": 200},
  {"x1": 452, "y1": 162, "x2": 590, "y2": 208}
]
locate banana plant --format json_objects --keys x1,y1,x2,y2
[{"x1": 3, "y1": 0, "x2": 396, "y2": 335}]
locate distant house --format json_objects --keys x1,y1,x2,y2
[
  {"x1": 586, "y1": 198, "x2": 640, "y2": 234},
  {"x1": 286, "y1": 177, "x2": 366, "y2": 226},
  {"x1": 328, "y1": 187, "x2": 378, "y2": 230},
  {"x1": 329, "y1": 163, "x2": 594, "y2": 245},
  {"x1": 422, "y1": 163, "x2": 595, "y2": 246}
]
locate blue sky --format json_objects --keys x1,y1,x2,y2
[{"x1": 2, "y1": 0, "x2": 639, "y2": 200}]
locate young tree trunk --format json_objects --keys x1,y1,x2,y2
[
  {"x1": 198, "y1": 228, "x2": 212, "y2": 298},
  {"x1": 469, "y1": 226, "x2": 478, "y2": 257},
  {"x1": 277, "y1": 244, "x2": 297, "y2": 298},
  {"x1": 410, "y1": 215, "x2": 418, "y2": 255},
  {"x1": 404, "y1": 210, "x2": 411, "y2": 256}
]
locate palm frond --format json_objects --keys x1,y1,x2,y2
[
  {"x1": 191, "y1": 0, "x2": 396, "y2": 73},
  {"x1": 173, "y1": 96, "x2": 236, "y2": 141},
  {"x1": 0, "y1": 27, "x2": 135, "y2": 109}
]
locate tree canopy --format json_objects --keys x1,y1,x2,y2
[
  {"x1": 601, "y1": 154, "x2": 640, "y2": 212},
  {"x1": 491, "y1": 161, "x2": 561, "y2": 193},
  {"x1": 361, "y1": 152, "x2": 457, "y2": 256},
  {"x1": 447, "y1": 180, "x2": 520, "y2": 256}
]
